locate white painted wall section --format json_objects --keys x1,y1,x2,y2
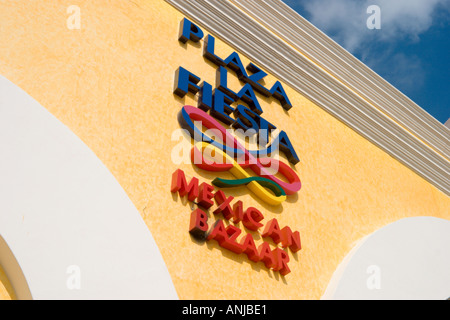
[
  {"x1": 0, "y1": 75, "x2": 178, "y2": 300},
  {"x1": 323, "y1": 217, "x2": 450, "y2": 300}
]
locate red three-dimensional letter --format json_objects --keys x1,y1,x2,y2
[
  {"x1": 213, "y1": 190, "x2": 235, "y2": 220},
  {"x1": 272, "y1": 248, "x2": 291, "y2": 276},
  {"x1": 240, "y1": 234, "x2": 260, "y2": 263},
  {"x1": 258, "y1": 242, "x2": 276, "y2": 269},
  {"x1": 171, "y1": 169, "x2": 199, "y2": 202},
  {"x1": 207, "y1": 220, "x2": 244, "y2": 254},
  {"x1": 262, "y1": 219, "x2": 283, "y2": 244},
  {"x1": 242, "y1": 207, "x2": 264, "y2": 231},
  {"x1": 281, "y1": 226, "x2": 302, "y2": 253},
  {"x1": 231, "y1": 200, "x2": 244, "y2": 224},
  {"x1": 189, "y1": 209, "x2": 209, "y2": 240},
  {"x1": 197, "y1": 182, "x2": 215, "y2": 209}
]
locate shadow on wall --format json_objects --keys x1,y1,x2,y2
[
  {"x1": 0, "y1": 264, "x2": 15, "y2": 300},
  {"x1": 0, "y1": 235, "x2": 32, "y2": 300}
]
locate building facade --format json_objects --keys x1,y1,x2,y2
[{"x1": 0, "y1": 0, "x2": 449, "y2": 300}]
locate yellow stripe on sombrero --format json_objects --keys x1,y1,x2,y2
[{"x1": 194, "y1": 142, "x2": 287, "y2": 206}]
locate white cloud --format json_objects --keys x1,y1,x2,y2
[
  {"x1": 291, "y1": 0, "x2": 450, "y2": 53},
  {"x1": 284, "y1": 0, "x2": 449, "y2": 93},
  {"x1": 299, "y1": 0, "x2": 364, "y2": 52},
  {"x1": 375, "y1": 0, "x2": 448, "y2": 41}
]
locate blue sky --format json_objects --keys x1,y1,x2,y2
[{"x1": 282, "y1": 0, "x2": 450, "y2": 124}]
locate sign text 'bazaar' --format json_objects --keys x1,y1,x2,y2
[{"x1": 171, "y1": 169, "x2": 301, "y2": 276}]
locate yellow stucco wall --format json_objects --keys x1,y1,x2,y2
[{"x1": 0, "y1": 0, "x2": 448, "y2": 300}]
